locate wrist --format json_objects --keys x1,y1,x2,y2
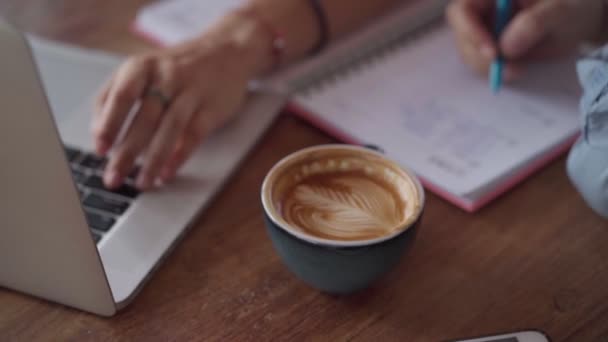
[
  {"x1": 195, "y1": 9, "x2": 279, "y2": 79},
  {"x1": 233, "y1": 7, "x2": 288, "y2": 72}
]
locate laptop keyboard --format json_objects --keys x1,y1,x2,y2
[{"x1": 65, "y1": 146, "x2": 141, "y2": 244}]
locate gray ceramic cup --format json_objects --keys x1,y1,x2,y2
[{"x1": 261, "y1": 145, "x2": 424, "y2": 294}]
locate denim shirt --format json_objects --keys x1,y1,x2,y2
[{"x1": 567, "y1": 47, "x2": 608, "y2": 218}]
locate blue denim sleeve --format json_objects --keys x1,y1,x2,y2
[{"x1": 567, "y1": 48, "x2": 608, "y2": 218}]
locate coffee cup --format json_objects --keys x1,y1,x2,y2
[{"x1": 261, "y1": 144, "x2": 424, "y2": 294}]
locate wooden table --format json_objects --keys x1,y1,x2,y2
[{"x1": 1, "y1": 1, "x2": 607, "y2": 341}]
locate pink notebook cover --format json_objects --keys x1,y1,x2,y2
[{"x1": 132, "y1": 24, "x2": 579, "y2": 213}]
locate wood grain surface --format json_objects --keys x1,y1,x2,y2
[{"x1": 1, "y1": 1, "x2": 607, "y2": 341}]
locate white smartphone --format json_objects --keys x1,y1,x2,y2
[{"x1": 452, "y1": 330, "x2": 550, "y2": 342}]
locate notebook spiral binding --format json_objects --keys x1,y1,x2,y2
[{"x1": 291, "y1": 1, "x2": 448, "y2": 96}]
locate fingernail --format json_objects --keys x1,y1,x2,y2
[
  {"x1": 136, "y1": 174, "x2": 150, "y2": 190},
  {"x1": 154, "y1": 177, "x2": 165, "y2": 188},
  {"x1": 96, "y1": 141, "x2": 110, "y2": 156},
  {"x1": 480, "y1": 45, "x2": 495, "y2": 60},
  {"x1": 160, "y1": 167, "x2": 174, "y2": 182},
  {"x1": 104, "y1": 170, "x2": 120, "y2": 189}
]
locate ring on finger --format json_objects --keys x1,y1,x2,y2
[{"x1": 144, "y1": 87, "x2": 172, "y2": 110}]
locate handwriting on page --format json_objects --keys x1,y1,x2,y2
[
  {"x1": 401, "y1": 100, "x2": 517, "y2": 170},
  {"x1": 296, "y1": 25, "x2": 579, "y2": 195}
]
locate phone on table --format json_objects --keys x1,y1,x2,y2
[{"x1": 451, "y1": 330, "x2": 550, "y2": 342}]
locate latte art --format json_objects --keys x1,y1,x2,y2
[
  {"x1": 263, "y1": 145, "x2": 422, "y2": 243},
  {"x1": 282, "y1": 172, "x2": 406, "y2": 240}
]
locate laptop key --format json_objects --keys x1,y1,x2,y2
[
  {"x1": 84, "y1": 175, "x2": 140, "y2": 199},
  {"x1": 71, "y1": 169, "x2": 87, "y2": 184},
  {"x1": 85, "y1": 210, "x2": 116, "y2": 232},
  {"x1": 80, "y1": 153, "x2": 107, "y2": 170},
  {"x1": 65, "y1": 147, "x2": 80, "y2": 162},
  {"x1": 83, "y1": 193, "x2": 130, "y2": 215}
]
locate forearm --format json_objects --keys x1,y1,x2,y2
[
  {"x1": 198, "y1": 0, "x2": 404, "y2": 77},
  {"x1": 248, "y1": 0, "x2": 403, "y2": 61}
]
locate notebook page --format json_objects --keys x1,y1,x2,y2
[
  {"x1": 135, "y1": 0, "x2": 244, "y2": 45},
  {"x1": 294, "y1": 26, "x2": 580, "y2": 196}
]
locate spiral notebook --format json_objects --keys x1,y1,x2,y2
[{"x1": 134, "y1": 0, "x2": 581, "y2": 212}]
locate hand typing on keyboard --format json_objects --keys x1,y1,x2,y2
[
  {"x1": 92, "y1": 0, "x2": 446, "y2": 191},
  {"x1": 65, "y1": 146, "x2": 141, "y2": 243},
  {"x1": 91, "y1": 13, "x2": 272, "y2": 191}
]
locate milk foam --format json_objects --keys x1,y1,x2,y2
[
  {"x1": 282, "y1": 175, "x2": 407, "y2": 240},
  {"x1": 264, "y1": 147, "x2": 422, "y2": 243}
]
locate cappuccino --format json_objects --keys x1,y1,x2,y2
[
  {"x1": 262, "y1": 145, "x2": 425, "y2": 293},
  {"x1": 265, "y1": 147, "x2": 421, "y2": 242}
]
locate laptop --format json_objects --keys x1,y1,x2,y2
[{"x1": 0, "y1": 20, "x2": 284, "y2": 316}]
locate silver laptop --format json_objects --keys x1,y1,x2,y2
[{"x1": 0, "y1": 20, "x2": 284, "y2": 316}]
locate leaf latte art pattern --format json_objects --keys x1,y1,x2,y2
[{"x1": 282, "y1": 176, "x2": 406, "y2": 240}]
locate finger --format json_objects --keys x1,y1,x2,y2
[
  {"x1": 136, "y1": 94, "x2": 197, "y2": 190},
  {"x1": 460, "y1": 40, "x2": 523, "y2": 82},
  {"x1": 500, "y1": 1, "x2": 564, "y2": 59},
  {"x1": 94, "y1": 78, "x2": 113, "y2": 115},
  {"x1": 92, "y1": 56, "x2": 154, "y2": 156},
  {"x1": 458, "y1": 37, "x2": 494, "y2": 76},
  {"x1": 512, "y1": 37, "x2": 569, "y2": 62},
  {"x1": 160, "y1": 132, "x2": 202, "y2": 182},
  {"x1": 503, "y1": 63, "x2": 523, "y2": 82},
  {"x1": 103, "y1": 97, "x2": 165, "y2": 188},
  {"x1": 160, "y1": 109, "x2": 213, "y2": 181},
  {"x1": 446, "y1": 0, "x2": 497, "y2": 58}
]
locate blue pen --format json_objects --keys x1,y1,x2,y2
[{"x1": 490, "y1": 0, "x2": 513, "y2": 93}]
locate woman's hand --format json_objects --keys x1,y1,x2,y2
[
  {"x1": 446, "y1": 0, "x2": 604, "y2": 79},
  {"x1": 93, "y1": 14, "x2": 270, "y2": 190}
]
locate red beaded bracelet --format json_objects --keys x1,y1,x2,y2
[{"x1": 237, "y1": 8, "x2": 286, "y2": 71}]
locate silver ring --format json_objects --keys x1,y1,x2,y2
[{"x1": 145, "y1": 87, "x2": 171, "y2": 109}]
